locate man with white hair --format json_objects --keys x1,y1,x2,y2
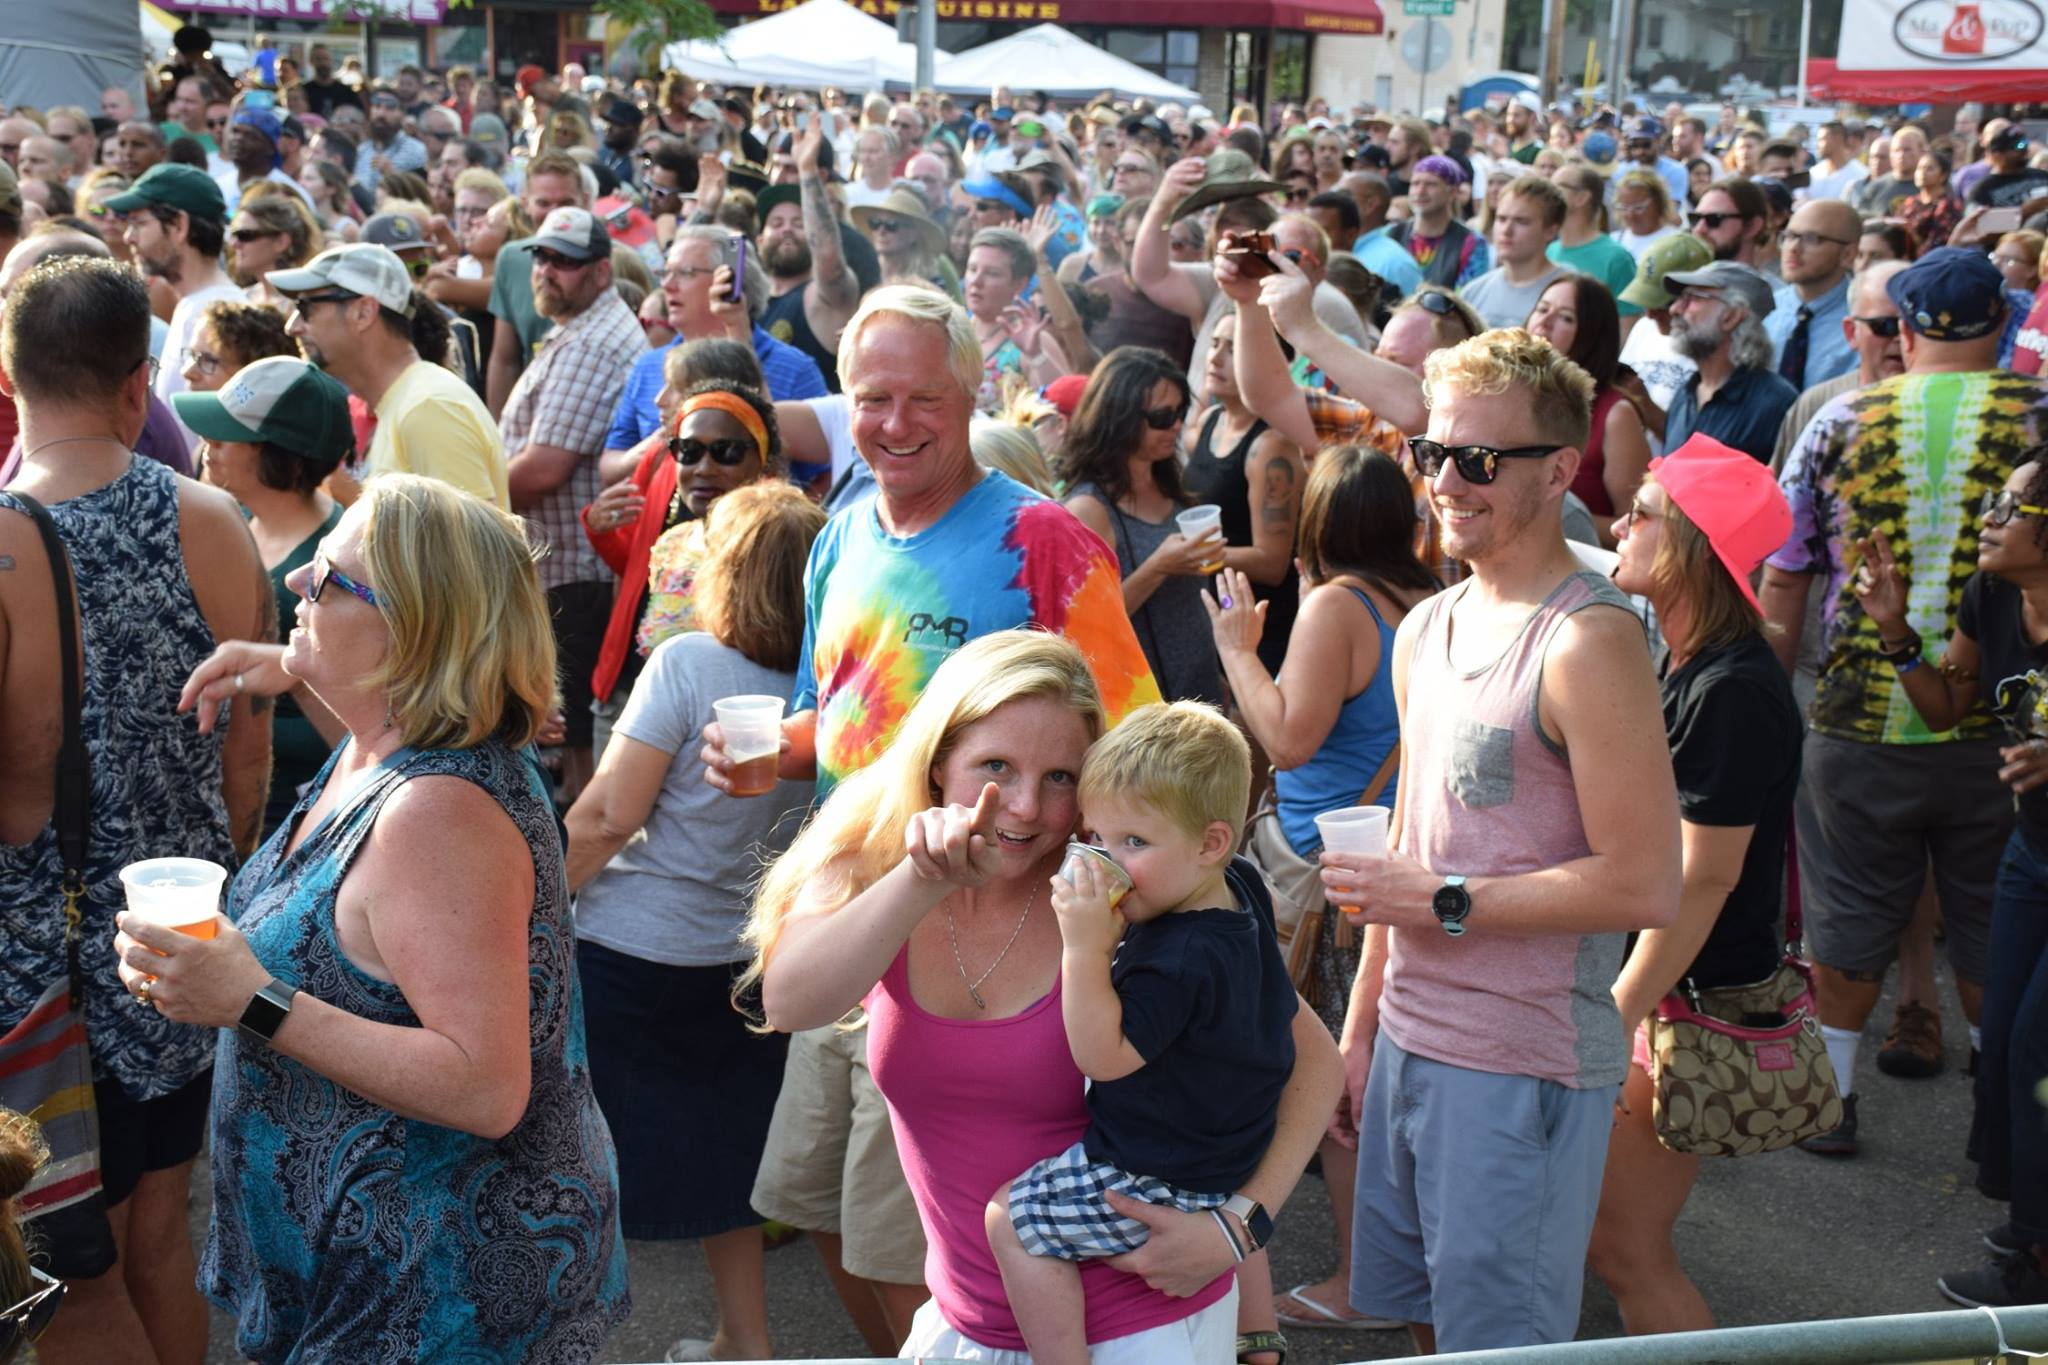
[{"x1": 1660, "y1": 260, "x2": 1799, "y2": 462}]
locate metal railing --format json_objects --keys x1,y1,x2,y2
[{"x1": 1419, "y1": 1304, "x2": 2048, "y2": 1364}]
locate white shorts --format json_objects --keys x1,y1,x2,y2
[{"x1": 897, "y1": 1283, "x2": 1240, "y2": 1363}]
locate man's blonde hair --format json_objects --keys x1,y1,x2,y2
[
  {"x1": 357, "y1": 475, "x2": 557, "y2": 751},
  {"x1": 1079, "y1": 702, "x2": 1251, "y2": 846},
  {"x1": 1422, "y1": 327, "x2": 1595, "y2": 450},
  {"x1": 837, "y1": 284, "x2": 981, "y2": 400}
]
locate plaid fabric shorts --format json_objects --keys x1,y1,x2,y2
[{"x1": 1006, "y1": 1141, "x2": 1228, "y2": 1262}]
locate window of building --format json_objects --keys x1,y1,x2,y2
[
  {"x1": 1644, "y1": 13, "x2": 1664, "y2": 47},
  {"x1": 1075, "y1": 27, "x2": 1201, "y2": 91}
]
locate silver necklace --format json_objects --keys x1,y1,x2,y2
[{"x1": 946, "y1": 882, "x2": 1038, "y2": 1010}]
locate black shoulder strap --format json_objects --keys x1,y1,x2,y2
[{"x1": 7, "y1": 495, "x2": 90, "y2": 983}]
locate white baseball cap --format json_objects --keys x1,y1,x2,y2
[{"x1": 266, "y1": 243, "x2": 415, "y2": 316}]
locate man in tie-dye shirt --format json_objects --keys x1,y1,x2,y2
[{"x1": 705, "y1": 285, "x2": 1157, "y2": 1346}]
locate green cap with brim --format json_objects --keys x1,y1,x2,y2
[
  {"x1": 1620, "y1": 231, "x2": 1713, "y2": 311},
  {"x1": 102, "y1": 162, "x2": 226, "y2": 223},
  {"x1": 170, "y1": 356, "x2": 353, "y2": 462}
]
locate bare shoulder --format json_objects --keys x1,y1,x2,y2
[
  {"x1": 360, "y1": 774, "x2": 532, "y2": 892},
  {"x1": 1550, "y1": 599, "x2": 1653, "y2": 671},
  {"x1": 176, "y1": 474, "x2": 253, "y2": 539}
]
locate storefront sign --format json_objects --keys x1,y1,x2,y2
[{"x1": 156, "y1": 0, "x2": 447, "y2": 22}]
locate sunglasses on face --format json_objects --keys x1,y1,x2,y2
[
  {"x1": 867, "y1": 216, "x2": 902, "y2": 232},
  {"x1": 532, "y1": 247, "x2": 591, "y2": 271},
  {"x1": 1852, "y1": 314, "x2": 1902, "y2": 338},
  {"x1": 230, "y1": 228, "x2": 280, "y2": 243},
  {"x1": 206, "y1": 117, "x2": 228, "y2": 129},
  {"x1": 1408, "y1": 437, "x2": 1564, "y2": 485},
  {"x1": 669, "y1": 436, "x2": 756, "y2": 466},
  {"x1": 1142, "y1": 403, "x2": 1188, "y2": 431},
  {"x1": 1982, "y1": 490, "x2": 2048, "y2": 527},
  {"x1": 1688, "y1": 211, "x2": 1741, "y2": 228},
  {"x1": 308, "y1": 553, "x2": 379, "y2": 607},
  {"x1": 1113, "y1": 162, "x2": 1150, "y2": 175},
  {"x1": 0, "y1": 1267, "x2": 65, "y2": 1358}
]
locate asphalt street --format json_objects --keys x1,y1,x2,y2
[{"x1": 196, "y1": 963, "x2": 2002, "y2": 1364}]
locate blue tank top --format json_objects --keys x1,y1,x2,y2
[{"x1": 1275, "y1": 586, "x2": 1402, "y2": 856}]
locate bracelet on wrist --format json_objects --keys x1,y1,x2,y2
[
  {"x1": 1208, "y1": 1207, "x2": 1246, "y2": 1262},
  {"x1": 1894, "y1": 655, "x2": 1924, "y2": 675}
]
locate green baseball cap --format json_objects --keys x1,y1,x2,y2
[
  {"x1": 102, "y1": 162, "x2": 227, "y2": 224},
  {"x1": 170, "y1": 357, "x2": 353, "y2": 462},
  {"x1": 1621, "y1": 232, "x2": 1713, "y2": 311}
]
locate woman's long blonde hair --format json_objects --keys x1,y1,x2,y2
[{"x1": 734, "y1": 631, "x2": 1105, "y2": 1009}]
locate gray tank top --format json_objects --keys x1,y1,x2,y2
[{"x1": 1071, "y1": 482, "x2": 1224, "y2": 706}]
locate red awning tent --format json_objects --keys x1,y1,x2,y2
[
  {"x1": 1813, "y1": 0, "x2": 2048, "y2": 104},
  {"x1": 702, "y1": 0, "x2": 1381, "y2": 36}
]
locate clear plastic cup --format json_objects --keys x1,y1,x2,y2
[
  {"x1": 1174, "y1": 504, "x2": 1226, "y2": 572},
  {"x1": 715, "y1": 695, "x2": 787, "y2": 797},
  {"x1": 1313, "y1": 806, "x2": 1391, "y2": 919},
  {"x1": 1060, "y1": 840, "x2": 1134, "y2": 908},
  {"x1": 119, "y1": 858, "x2": 227, "y2": 940}
]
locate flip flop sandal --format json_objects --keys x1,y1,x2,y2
[
  {"x1": 1275, "y1": 1284, "x2": 1404, "y2": 1330},
  {"x1": 1236, "y1": 1329, "x2": 1287, "y2": 1365}
]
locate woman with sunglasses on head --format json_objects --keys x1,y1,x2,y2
[
  {"x1": 1058, "y1": 346, "x2": 1225, "y2": 704},
  {"x1": 565, "y1": 481, "x2": 823, "y2": 1363},
  {"x1": 146, "y1": 476, "x2": 629, "y2": 1364},
  {"x1": 1586, "y1": 435, "x2": 1800, "y2": 1336},
  {"x1": 1852, "y1": 448, "x2": 2048, "y2": 1312},
  {"x1": 1524, "y1": 274, "x2": 1655, "y2": 539}
]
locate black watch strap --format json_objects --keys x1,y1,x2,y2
[{"x1": 238, "y1": 979, "x2": 298, "y2": 1043}]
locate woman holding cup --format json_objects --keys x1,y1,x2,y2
[
  {"x1": 563, "y1": 483, "x2": 822, "y2": 1361},
  {"x1": 1059, "y1": 346, "x2": 1225, "y2": 704}
]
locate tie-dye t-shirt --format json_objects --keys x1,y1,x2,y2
[
  {"x1": 1769, "y1": 370, "x2": 2048, "y2": 744},
  {"x1": 795, "y1": 469, "x2": 1161, "y2": 795}
]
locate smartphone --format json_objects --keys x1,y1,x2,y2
[
  {"x1": 1980, "y1": 206, "x2": 2024, "y2": 234},
  {"x1": 728, "y1": 234, "x2": 747, "y2": 303}
]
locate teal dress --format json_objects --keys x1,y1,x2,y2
[{"x1": 200, "y1": 741, "x2": 629, "y2": 1363}]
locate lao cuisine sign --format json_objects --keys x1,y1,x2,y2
[{"x1": 1890, "y1": 0, "x2": 2043, "y2": 60}]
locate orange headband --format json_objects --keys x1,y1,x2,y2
[{"x1": 676, "y1": 391, "x2": 769, "y2": 462}]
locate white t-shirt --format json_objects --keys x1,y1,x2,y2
[
  {"x1": 1612, "y1": 224, "x2": 1680, "y2": 261},
  {"x1": 1618, "y1": 316, "x2": 1696, "y2": 457},
  {"x1": 1808, "y1": 159, "x2": 1870, "y2": 203},
  {"x1": 844, "y1": 181, "x2": 894, "y2": 210},
  {"x1": 214, "y1": 166, "x2": 316, "y2": 215},
  {"x1": 158, "y1": 280, "x2": 245, "y2": 446}
]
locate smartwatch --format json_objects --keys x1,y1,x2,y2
[
  {"x1": 1432, "y1": 875, "x2": 1471, "y2": 937},
  {"x1": 1221, "y1": 1194, "x2": 1272, "y2": 1253},
  {"x1": 238, "y1": 979, "x2": 299, "y2": 1043}
]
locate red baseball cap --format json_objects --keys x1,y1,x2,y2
[
  {"x1": 1041, "y1": 373, "x2": 1088, "y2": 419},
  {"x1": 1647, "y1": 435, "x2": 1793, "y2": 614},
  {"x1": 516, "y1": 64, "x2": 546, "y2": 95}
]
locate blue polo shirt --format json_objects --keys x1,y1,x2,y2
[
  {"x1": 602, "y1": 326, "x2": 830, "y2": 466},
  {"x1": 1355, "y1": 230, "x2": 1426, "y2": 298},
  {"x1": 1765, "y1": 275, "x2": 1855, "y2": 392},
  {"x1": 1664, "y1": 364, "x2": 1801, "y2": 464}
]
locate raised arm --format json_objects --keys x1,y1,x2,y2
[
  {"x1": 1204, "y1": 571, "x2": 1354, "y2": 770},
  {"x1": 797, "y1": 122, "x2": 859, "y2": 313},
  {"x1": 1128, "y1": 158, "x2": 1212, "y2": 323},
  {"x1": 1258, "y1": 256, "x2": 1426, "y2": 435},
  {"x1": 1851, "y1": 529, "x2": 1982, "y2": 732}
]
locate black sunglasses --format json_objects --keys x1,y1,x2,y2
[
  {"x1": 1415, "y1": 289, "x2": 1459, "y2": 317},
  {"x1": 669, "y1": 436, "x2": 756, "y2": 466},
  {"x1": 1408, "y1": 437, "x2": 1564, "y2": 485},
  {"x1": 1142, "y1": 403, "x2": 1188, "y2": 431},
  {"x1": 230, "y1": 228, "x2": 281, "y2": 243},
  {"x1": 1688, "y1": 211, "x2": 1741, "y2": 228},
  {"x1": 532, "y1": 247, "x2": 592, "y2": 271},
  {"x1": 867, "y1": 216, "x2": 902, "y2": 232},
  {"x1": 0, "y1": 1267, "x2": 65, "y2": 1358},
  {"x1": 1851, "y1": 314, "x2": 1902, "y2": 338},
  {"x1": 291, "y1": 290, "x2": 359, "y2": 310}
]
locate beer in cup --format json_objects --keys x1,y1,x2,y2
[
  {"x1": 119, "y1": 857, "x2": 228, "y2": 940},
  {"x1": 1059, "y1": 840, "x2": 1134, "y2": 909},
  {"x1": 1313, "y1": 806, "x2": 1391, "y2": 919},
  {"x1": 715, "y1": 695, "x2": 787, "y2": 797},
  {"x1": 1174, "y1": 505, "x2": 1226, "y2": 573}
]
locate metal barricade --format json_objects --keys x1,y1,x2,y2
[{"x1": 1413, "y1": 1304, "x2": 2048, "y2": 1364}]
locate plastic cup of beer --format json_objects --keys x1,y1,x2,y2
[
  {"x1": 1060, "y1": 840, "x2": 1134, "y2": 909},
  {"x1": 119, "y1": 858, "x2": 227, "y2": 941},
  {"x1": 1313, "y1": 806, "x2": 1391, "y2": 919},
  {"x1": 1174, "y1": 504, "x2": 1226, "y2": 572},
  {"x1": 715, "y1": 695, "x2": 786, "y2": 797}
]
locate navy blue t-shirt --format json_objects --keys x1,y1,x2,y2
[{"x1": 1083, "y1": 856, "x2": 1297, "y2": 1193}]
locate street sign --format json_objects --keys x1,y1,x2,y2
[
  {"x1": 1404, "y1": 0, "x2": 1456, "y2": 15},
  {"x1": 1400, "y1": 18, "x2": 1454, "y2": 70}
]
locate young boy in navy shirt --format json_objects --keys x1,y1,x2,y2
[{"x1": 985, "y1": 701, "x2": 1297, "y2": 1364}]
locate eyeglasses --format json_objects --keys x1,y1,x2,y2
[
  {"x1": 230, "y1": 228, "x2": 281, "y2": 243},
  {"x1": 660, "y1": 265, "x2": 716, "y2": 283},
  {"x1": 532, "y1": 247, "x2": 592, "y2": 271},
  {"x1": 1688, "y1": 211, "x2": 1742, "y2": 228},
  {"x1": 1981, "y1": 490, "x2": 2048, "y2": 527},
  {"x1": 1851, "y1": 314, "x2": 1902, "y2": 338},
  {"x1": 453, "y1": 204, "x2": 490, "y2": 221},
  {"x1": 1617, "y1": 496, "x2": 1660, "y2": 536},
  {"x1": 0, "y1": 1267, "x2": 65, "y2": 1357},
  {"x1": 186, "y1": 349, "x2": 223, "y2": 376},
  {"x1": 867, "y1": 216, "x2": 902, "y2": 232},
  {"x1": 1781, "y1": 230, "x2": 1854, "y2": 250},
  {"x1": 669, "y1": 436, "x2": 756, "y2": 466},
  {"x1": 1672, "y1": 288, "x2": 1726, "y2": 310},
  {"x1": 1408, "y1": 437, "x2": 1564, "y2": 485},
  {"x1": 206, "y1": 116, "x2": 228, "y2": 129},
  {"x1": 1142, "y1": 403, "x2": 1187, "y2": 431},
  {"x1": 308, "y1": 553, "x2": 380, "y2": 607},
  {"x1": 1113, "y1": 162, "x2": 1151, "y2": 175}
]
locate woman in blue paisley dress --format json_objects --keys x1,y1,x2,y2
[{"x1": 114, "y1": 475, "x2": 629, "y2": 1364}]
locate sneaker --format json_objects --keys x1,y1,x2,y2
[
  {"x1": 1988, "y1": 1221, "x2": 2029, "y2": 1259},
  {"x1": 1938, "y1": 1252, "x2": 2048, "y2": 1309},
  {"x1": 663, "y1": 1340, "x2": 715, "y2": 1363},
  {"x1": 1876, "y1": 1002, "x2": 1944, "y2": 1078},
  {"x1": 1799, "y1": 1093, "x2": 1859, "y2": 1156}
]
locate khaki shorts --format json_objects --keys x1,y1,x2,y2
[{"x1": 751, "y1": 1022, "x2": 928, "y2": 1285}]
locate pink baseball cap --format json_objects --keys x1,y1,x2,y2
[{"x1": 1646, "y1": 435, "x2": 1793, "y2": 614}]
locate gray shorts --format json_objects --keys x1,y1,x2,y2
[
  {"x1": 1796, "y1": 731, "x2": 2013, "y2": 984},
  {"x1": 1348, "y1": 1031, "x2": 1615, "y2": 1353}
]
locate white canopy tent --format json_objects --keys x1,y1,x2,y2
[
  {"x1": 663, "y1": 0, "x2": 945, "y2": 92},
  {"x1": 0, "y1": 0, "x2": 148, "y2": 124},
  {"x1": 933, "y1": 24, "x2": 1199, "y2": 104}
]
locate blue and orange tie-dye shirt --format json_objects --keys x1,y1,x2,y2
[{"x1": 794, "y1": 470, "x2": 1161, "y2": 795}]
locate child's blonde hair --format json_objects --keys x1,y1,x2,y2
[{"x1": 1079, "y1": 701, "x2": 1250, "y2": 845}]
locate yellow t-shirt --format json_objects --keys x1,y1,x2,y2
[{"x1": 368, "y1": 361, "x2": 509, "y2": 509}]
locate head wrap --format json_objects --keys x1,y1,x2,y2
[{"x1": 676, "y1": 390, "x2": 770, "y2": 462}]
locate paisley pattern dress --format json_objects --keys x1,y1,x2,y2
[
  {"x1": 201, "y1": 741, "x2": 629, "y2": 1364},
  {"x1": 0, "y1": 458, "x2": 233, "y2": 1101}
]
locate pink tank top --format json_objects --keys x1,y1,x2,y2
[
  {"x1": 1382, "y1": 570, "x2": 1634, "y2": 1089},
  {"x1": 864, "y1": 948, "x2": 1233, "y2": 1349}
]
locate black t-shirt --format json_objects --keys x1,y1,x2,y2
[
  {"x1": 1659, "y1": 634, "x2": 1802, "y2": 988},
  {"x1": 301, "y1": 78, "x2": 363, "y2": 120},
  {"x1": 1969, "y1": 168, "x2": 2048, "y2": 209},
  {"x1": 1084, "y1": 856, "x2": 1296, "y2": 1193},
  {"x1": 1958, "y1": 571, "x2": 2048, "y2": 852}
]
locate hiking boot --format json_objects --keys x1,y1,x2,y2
[
  {"x1": 1876, "y1": 1002, "x2": 1944, "y2": 1078},
  {"x1": 1799, "y1": 1092, "x2": 1859, "y2": 1156},
  {"x1": 1938, "y1": 1251, "x2": 2048, "y2": 1309},
  {"x1": 1988, "y1": 1221, "x2": 2029, "y2": 1259}
]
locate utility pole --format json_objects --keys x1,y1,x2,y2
[
  {"x1": 1540, "y1": 0, "x2": 1567, "y2": 103},
  {"x1": 916, "y1": 0, "x2": 936, "y2": 89},
  {"x1": 1613, "y1": 0, "x2": 1634, "y2": 108}
]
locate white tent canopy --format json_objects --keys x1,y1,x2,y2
[
  {"x1": 663, "y1": 0, "x2": 946, "y2": 91},
  {"x1": 933, "y1": 24, "x2": 1199, "y2": 103}
]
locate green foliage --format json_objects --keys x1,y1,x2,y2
[{"x1": 595, "y1": 0, "x2": 722, "y2": 71}]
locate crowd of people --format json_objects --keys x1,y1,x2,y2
[{"x1": 0, "y1": 24, "x2": 2044, "y2": 1365}]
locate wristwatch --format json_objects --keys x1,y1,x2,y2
[
  {"x1": 1432, "y1": 875, "x2": 1471, "y2": 938},
  {"x1": 238, "y1": 979, "x2": 299, "y2": 1043},
  {"x1": 1221, "y1": 1194, "x2": 1272, "y2": 1253}
]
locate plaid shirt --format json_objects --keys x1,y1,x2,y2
[
  {"x1": 1302, "y1": 389, "x2": 1461, "y2": 586},
  {"x1": 502, "y1": 288, "x2": 646, "y2": 590}
]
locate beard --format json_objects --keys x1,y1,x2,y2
[
  {"x1": 140, "y1": 243, "x2": 181, "y2": 286},
  {"x1": 228, "y1": 255, "x2": 258, "y2": 288},
  {"x1": 1671, "y1": 317, "x2": 1722, "y2": 361},
  {"x1": 761, "y1": 235, "x2": 810, "y2": 278}
]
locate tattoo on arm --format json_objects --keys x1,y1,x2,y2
[
  {"x1": 799, "y1": 170, "x2": 856, "y2": 308},
  {"x1": 0, "y1": 555, "x2": 13, "y2": 570},
  {"x1": 1259, "y1": 457, "x2": 1297, "y2": 529}
]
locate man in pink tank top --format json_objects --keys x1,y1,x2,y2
[{"x1": 1319, "y1": 329, "x2": 1683, "y2": 1355}]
